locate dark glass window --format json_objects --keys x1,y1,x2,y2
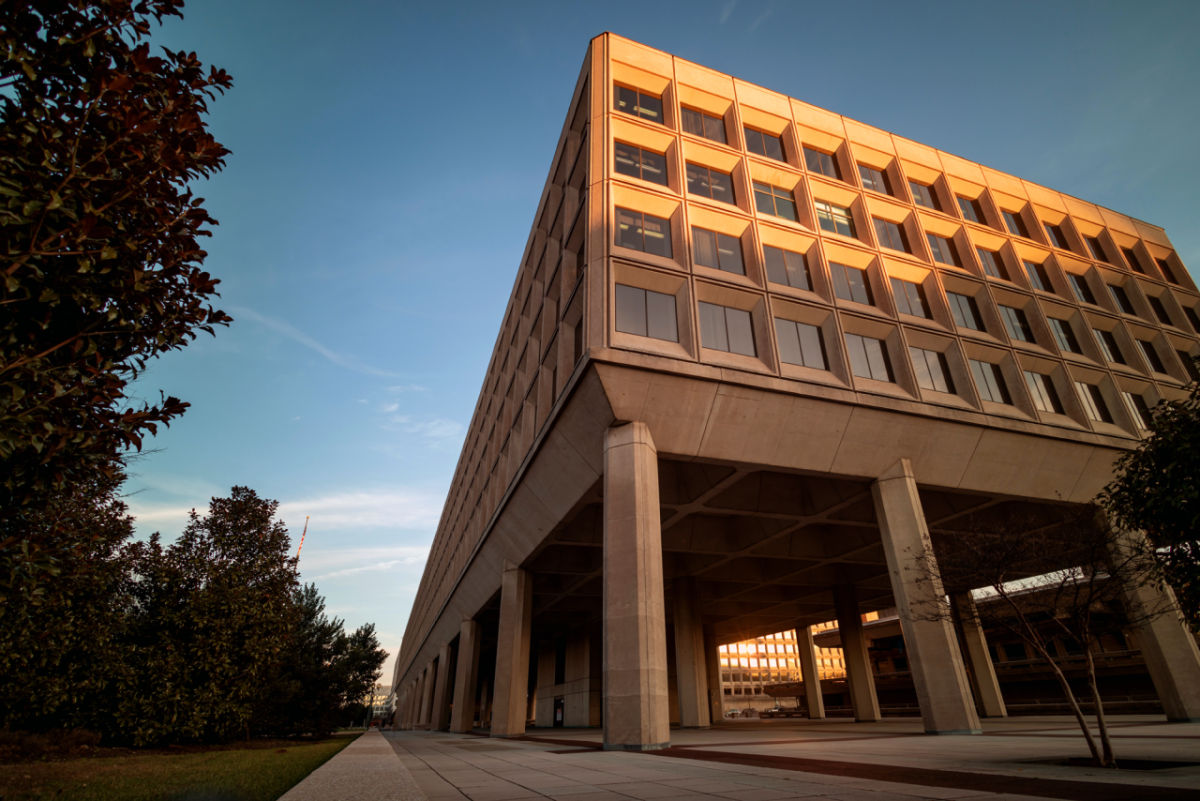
[
  {"x1": 744, "y1": 127, "x2": 785, "y2": 161},
  {"x1": 927, "y1": 233, "x2": 961, "y2": 266},
  {"x1": 1044, "y1": 222, "x2": 1070, "y2": 249},
  {"x1": 873, "y1": 218, "x2": 909, "y2": 252},
  {"x1": 1075, "y1": 381, "x2": 1113, "y2": 423},
  {"x1": 1179, "y1": 351, "x2": 1200, "y2": 382},
  {"x1": 909, "y1": 181, "x2": 939, "y2": 210},
  {"x1": 911, "y1": 347, "x2": 954, "y2": 393},
  {"x1": 957, "y1": 196, "x2": 985, "y2": 224},
  {"x1": 775, "y1": 319, "x2": 826, "y2": 369},
  {"x1": 616, "y1": 208, "x2": 672, "y2": 257},
  {"x1": 815, "y1": 201, "x2": 855, "y2": 237},
  {"x1": 977, "y1": 248, "x2": 1007, "y2": 280},
  {"x1": 1002, "y1": 643, "x2": 1028, "y2": 661},
  {"x1": 1085, "y1": 236, "x2": 1109, "y2": 263},
  {"x1": 763, "y1": 246, "x2": 810, "y2": 290},
  {"x1": 614, "y1": 142, "x2": 668, "y2": 186},
  {"x1": 1185, "y1": 306, "x2": 1200, "y2": 333},
  {"x1": 692, "y1": 227, "x2": 744, "y2": 275},
  {"x1": 1148, "y1": 295, "x2": 1172, "y2": 325},
  {"x1": 890, "y1": 277, "x2": 928, "y2": 318},
  {"x1": 1122, "y1": 247, "x2": 1145, "y2": 274},
  {"x1": 844, "y1": 333, "x2": 893, "y2": 382},
  {"x1": 753, "y1": 182, "x2": 797, "y2": 221},
  {"x1": 970, "y1": 360, "x2": 1011, "y2": 404},
  {"x1": 1048, "y1": 318, "x2": 1081, "y2": 353},
  {"x1": 804, "y1": 147, "x2": 840, "y2": 179},
  {"x1": 1093, "y1": 328, "x2": 1125, "y2": 364},
  {"x1": 1025, "y1": 371, "x2": 1064, "y2": 413},
  {"x1": 858, "y1": 164, "x2": 892, "y2": 195},
  {"x1": 614, "y1": 284, "x2": 678, "y2": 342},
  {"x1": 947, "y1": 291, "x2": 983, "y2": 331},
  {"x1": 1123, "y1": 391, "x2": 1152, "y2": 430},
  {"x1": 682, "y1": 107, "x2": 726, "y2": 144},
  {"x1": 1003, "y1": 210, "x2": 1029, "y2": 238},
  {"x1": 698, "y1": 302, "x2": 755, "y2": 356},
  {"x1": 1068, "y1": 274, "x2": 1096, "y2": 304},
  {"x1": 1024, "y1": 260, "x2": 1051, "y2": 292},
  {"x1": 1157, "y1": 258, "x2": 1180, "y2": 284},
  {"x1": 1138, "y1": 340, "x2": 1166, "y2": 373},
  {"x1": 614, "y1": 85, "x2": 663, "y2": 124},
  {"x1": 830, "y1": 262, "x2": 873, "y2": 305},
  {"x1": 999, "y1": 305, "x2": 1034, "y2": 343},
  {"x1": 1108, "y1": 283, "x2": 1136, "y2": 315},
  {"x1": 686, "y1": 163, "x2": 735, "y2": 204}
]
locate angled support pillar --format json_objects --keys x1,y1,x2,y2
[
  {"x1": 795, "y1": 626, "x2": 826, "y2": 719},
  {"x1": 703, "y1": 626, "x2": 723, "y2": 725},
  {"x1": 833, "y1": 584, "x2": 881, "y2": 723},
  {"x1": 673, "y1": 576, "x2": 711, "y2": 728},
  {"x1": 412, "y1": 671, "x2": 427, "y2": 728},
  {"x1": 450, "y1": 619, "x2": 482, "y2": 733},
  {"x1": 491, "y1": 561, "x2": 533, "y2": 738},
  {"x1": 432, "y1": 643, "x2": 455, "y2": 731},
  {"x1": 419, "y1": 660, "x2": 437, "y2": 728},
  {"x1": 952, "y1": 593, "x2": 1007, "y2": 718}
]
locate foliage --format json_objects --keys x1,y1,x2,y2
[
  {"x1": 0, "y1": 0, "x2": 232, "y2": 514},
  {"x1": 249, "y1": 584, "x2": 387, "y2": 738},
  {"x1": 1102, "y1": 364, "x2": 1200, "y2": 631}
]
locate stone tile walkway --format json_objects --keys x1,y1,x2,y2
[{"x1": 280, "y1": 729, "x2": 425, "y2": 801}]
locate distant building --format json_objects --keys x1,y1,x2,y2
[{"x1": 367, "y1": 683, "x2": 392, "y2": 723}]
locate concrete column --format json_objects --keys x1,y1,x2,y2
[
  {"x1": 603, "y1": 422, "x2": 670, "y2": 751},
  {"x1": 450, "y1": 619, "x2": 482, "y2": 733},
  {"x1": 564, "y1": 625, "x2": 601, "y2": 726},
  {"x1": 795, "y1": 626, "x2": 826, "y2": 719},
  {"x1": 412, "y1": 672, "x2": 426, "y2": 728},
  {"x1": 402, "y1": 684, "x2": 412, "y2": 729},
  {"x1": 673, "y1": 577, "x2": 710, "y2": 728},
  {"x1": 408, "y1": 680, "x2": 420, "y2": 728},
  {"x1": 703, "y1": 626, "x2": 723, "y2": 724},
  {"x1": 536, "y1": 640, "x2": 556, "y2": 728},
  {"x1": 431, "y1": 643, "x2": 455, "y2": 731},
  {"x1": 952, "y1": 593, "x2": 1007, "y2": 718},
  {"x1": 490, "y1": 561, "x2": 533, "y2": 738},
  {"x1": 479, "y1": 676, "x2": 491, "y2": 727},
  {"x1": 419, "y1": 660, "x2": 437, "y2": 728},
  {"x1": 873, "y1": 459, "x2": 980, "y2": 735},
  {"x1": 833, "y1": 584, "x2": 881, "y2": 723}
]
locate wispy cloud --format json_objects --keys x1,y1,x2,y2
[
  {"x1": 382, "y1": 415, "x2": 465, "y2": 443},
  {"x1": 748, "y1": 3, "x2": 773, "y2": 31},
  {"x1": 386, "y1": 384, "x2": 426, "y2": 393},
  {"x1": 719, "y1": 0, "x2": 737, "y2": 24},
  {"x1": 312, "y1": 556, "x2": 425, "y2": 581},
  {"x1": 380, "y1": 403, "x2": 400, "y2": 413},
  {"x1": 230, "y1": 305, "x2": 396, "y2": 378}
]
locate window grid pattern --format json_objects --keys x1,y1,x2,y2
[
  {"x1": 845, "y1": 333, "x2": 892, "y2": 382},
  {"x1": 859, "y1": 164, "x2": 891, "y2": 195},
  {"x1": 971, "y1": 360, "x2": 1011, "y2": 404},
  {"x1": 911, "y1": 347, "x2": 954, "y2": 393},
  {"x1": 682, "y1": 107, "x2": 726, "y2": 144},
  {"x1": 686, "y1": 162, "x2": 735, "y2": 204},
  {"x1": 754, "y1": 182, "x2": 797, "y2": 221},
  {"x1": 816, "y1": 201, "x2": 855, "y2": 237},
  {"x1": 830, "y1": 263, "x2": 873, "y2": 306}
]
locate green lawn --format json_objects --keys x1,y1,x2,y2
[{"x1": 0, "y1": 735, "x2": 358, "y2": 801}]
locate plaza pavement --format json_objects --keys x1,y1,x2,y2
[{"x1": 279, "y1": 729, "x2": 424, "y2": 801}]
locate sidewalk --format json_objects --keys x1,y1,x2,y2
[{"x1": 280, "y1": 729, "x2": 426, "y2": 801}]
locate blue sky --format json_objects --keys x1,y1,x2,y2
[{"x1": 129, "y1": 0, "x2": 1200, "y2": 683}]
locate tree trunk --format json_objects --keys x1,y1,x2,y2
[
  {"x1": 1040, "y1": 647, "x2": 1104, "y2": 766},
  {"x1": 1084, "y1": 648, "x2": 1115, "y2": 767}
]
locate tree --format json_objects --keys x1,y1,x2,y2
[
  {"x1": 0, "y1": 0, "x2": 232, "y2": 517},
  {"x1": 1102, "y1": 362, "x2": 1200, "y2": 631},
  {"x1": 911, "y1": 504, "x2": 1169, "y2": 768}
]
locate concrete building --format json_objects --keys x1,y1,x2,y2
[{"x1": 392, "y1": 33, "x2": 1200, "y2": 749}]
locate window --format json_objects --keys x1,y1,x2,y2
[
  {"x1": 873, "y1": 218, "x2": 909, "y2": 252},
  {"x1": 1137, "y1": 340, "x2": 1166, "y2": 373},
  {"x1": 909, "y1": 181, "x2": 939, "y2": 210},
  {"x1": 970, "y1": 360, "x2": 1011, "y2": 404},
  {"x1": 1003, "y1": 643, "x2": 1028, "y2": 662},
  {"x1": 830, "y1": 262, "x2": 873, "y2": 305},
  {"x1": 1181, "y1": 351, "x2": 1200, "y2": 383},
  {"x1": 614, "y1": 85, "x2": 663, "y2": 124},
  {"x1": 1085, "y1": 236, "x2": 1109, "y2": 263},
  {"x1": 999, "y1": 305, "x2": 1034, "y2": 343},
  {"x1": 744, "y1": 127, "x2": 784, "y2": 161},
  {"x1": 804, "y1": 147, "x2": 840, "y2": 179},
  {"x1": 753, "y1": 182, "x2": 797, "y2": 221},
  {"x1": 1075, "y1": 382, "x2": 1113, "y2": 423},
  {"x1": 1068, "y1": 274, "x2": 1096, "y2": 304},
  {"x1": 1093, "y1": 328, "x2": 1125, "y2": 364},
  {"x1": 615, "y1": 284, "x2": 678, "y2": 342},
  {"x1": 1157, "y1": 258, "x2": 1180, "y2": 284},
  {"x1": 1148, "y1": 295, "x2": 1172, "y2": 325},
  {"x1": 977, "y1": 248, "x2": 1007, "y2": 280},
  {"x1": 682, "y1": 107, "x2": 726, "y2": 144},
  {"x1": 698, "y1": 302, "x2": 755, "y2": 355},
  {"x1": 686, "y1": 163, "x2": 735, "y2": 204},
  {"x1": 947, "y1": 292, "x2": 983, "y2": 331},
  {"x1": 692, "y1": 227, "x2": 744, "y2": 275},
  {"x1": 763, "y1": 246, "x2": 810, "y2": 290},
  {"x1": 1024, "y1": 261, "x2": 1051, "y2": 292},
  {"x1": 1108, "y1": 284, "x2": 1136, "y2": 315},
  {"x1": 1186, "y1": 307, "x2": 1200, "y2": 333},
  {"x1": 910, "y1": 347, "x2": 954, "y2": 393},
  {"x1": 858, "y1": 164, "x2": 891, "y2": 194},
  {"x1": 775, "y1": 319, "x2": 826, "y2": 369},
  {"x1": 1122, "y1": 391, "x2": 1152, "y2": 430},
  {"x1": 844, "y1": 333, "x2": 893, "y2": 381},
  {"x1": 1043, "y1": 222, "x2": 1070, "y2": 249},
  {"x1": 1025, "y1": 371, "x2": 1063, "y2": 413},
  {"x1": 957, "y1": 196, "x2": 985, "y2": 224},
  {"x1": 616, "y1": 208, "x2": 672, "y2": 257},
  {"x1": 1003, "y1": 210, "x2": 1029, "y2": 238},
  {"x1": 814, "y1": 201, "x2": 856, "y2": 238},
  {"x1": 1048, "y1": 318, "x2": 1082, "y2": 353},
  {"x1": 890, "y1": 277, "x2": 928, "y2": 318},
  {"x1": 927, "y1": 233, "x2": 960, "y2": 266},
  {"x1": 614, "y1": 142, "x2": 668, "y2": 186},
  {"x1": 1122, "y1": 247, "x2": 1145, "y2": 274}
]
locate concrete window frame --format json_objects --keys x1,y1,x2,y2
[
  {"x1": 682, "y1": 138, "x2": 750, "y2": 215},
  {"x1": 769, "y1": 297, "x2": 848, "y2": 388},
  {"x1": 687, "y1": 204, "x2": 763, "y2": 291},
  {"x1": 693, "y1": 280, "x2": 775, "y2": 375},
  {"x1": 904, "y1": 327, "x2": 975, "y2": 411},
  {"x1": 991, "y1": 285, "x2": 1054, "y2": 354},
  {"x1": 610, "y1": 260, "x2": 695, "y2": 362},
  {"x1": 610, "y1": 116, "x2": 679, "y2": 195},
  {"x1": 898, "y1": 160, "x2": 954, "y2": 218},
  {"x1": 864, "y1": 195, "x2": 921, "y2": 258},
  {"x1": 1083, "y1": 311, "x2": 1137, "y2": 373},
  {"x1": 677, "y1": 82, "x2": 735, "y2": 148},
  {"x1": 839, "y1": 313, "x2": 918, "y2": 400},
  {"x1": 822, "y1": 241, "x2": 890, "y2": 321},
  {"x1": 611, "y1": 61, "x2": 676, "y2": 130},
  {"x1": 1125, "y1": 321, "x2": 1179, "y2": 382},
  {"x1": 739, "y1": 104, "x2": 797, "y2": 168},
  {"x1": 881, "y1": 258, "x2": 952, "y2": 332},
  {"x1": 1065, "y1": 363, "x2": 1136, "y2": 436},
  {"x1": 610, "y1": 184, "x2": 684, "y2": 272},
  {"x1": 746, "y1": 159, "x2": 810, "y2": 230},
  {"x1": 958, "y1": 342, "x2": 1036, "y2": 420},
  {"x1": 758, "y1": 226, "x2": 825, "y2": 303},
  {"x1": 795, "y1": 123, "x2": 854, "y2": 188},
  {"x1": 940, "y1": 273, "x2": 1005, "y2": 346}
]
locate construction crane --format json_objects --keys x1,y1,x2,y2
[{"x1": 295, "y1": 516, "x2": 310, "y2": 559}]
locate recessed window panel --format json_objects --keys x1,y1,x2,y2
[
  {"x1": 873, "y1": 218, "x2": 909, "y2": 252},
  {"x1": 1093, "y1": 328, "x2": 1125, "y2": 364},
  {"x1": 910, "y1": 347, "x2": 954, "y2": 393},
  {"x1": 890, "y1": 277, "x2": 928, "y2": 318},
  {"x1": 614, "y1": 85, "x2": 663, "y2": 124},
  {"x1": 844, "y1": 333, "x2": 893, "y2": 382},
  {"x1": 1075, "y1": 381, "x2": 1113, "y2": 423},
  {"x1": 927, "y1": 233, "x2": 961, "y2": 266},
  {"x1": 775, "y1": 318, "x2": 827, "y2": 369},
  {"x1": 1108, "y1": 283, "x2": 1136, "y2": 315},
  {"x1": 1147, "y1": 295, "x2": 1172, "y2": 325},
  {"x1": 1024, "y1": 261, "x2": 1051, "y2": 292},
  {"x1": 1122, "y1": 247, "x2": 1145, "y2": 274},
  {"x1": 1156, "y1": 258, "x2": 1180, "y2": 284},
  {"x1": 1122, "y1": 391, "x2": 1152, "y2": 430},
  {"x1": 763, "y1": 246, "x2": 810, "y2": 290},
  {"x1": 745, "y1": 127, "x2": 785, "y2": 161},
  {"x1": 692, "y1": 227, "x2": 745, "y2": 275},
  {"x1": 1068, "y1": 274, "x2": 1096, "y2": 305},
  {"x1": 1048, "y1": 318, "x2": 1081, "y2": 353},
  {"x1": 1043, "y1": 222, "x2": 1070, "y2": 250},
  {"x1": 947, "y1": 291, "x2": 982, "y2": 331},
  {"x1": 1137, "y1": 340, "x2": 1166, "y2": 373},
  {"x1": 615, "y1": 284, "x2": 678, "y2": 342},
  {"x1": 1003, "y1": 210, "x2": 1029, "y2": 238},
  {"x1": 910, "y1": 181, "x2": 939, "y2": 210},
  {"x1": 957, "y1": 196, "x2": 984, "y2": 224},
  {"x1": 815, "y1": 201, "x2": 855, "y2": 237},
  {"x1": 977, "y1": 248, "x2": 1007, "y2": 280},
  {"x1": 999, "y1": 305, "x2": 1034, "y2": 343},
  {"x1": 682, "y1": 107, "x2": 727, "y2": 144},
  {"x1": 970, "y1": 360, "x2": 1010, "y2": 404},
  {"x1": 699, "y1": 301, "x2": 756, "y2": 356},
  {"x1": 686, "y1": 162, "x2": 735, "y2": 204},
  {"x1": 1024, "y1": 370, "x2": 1063, "y2": 413},
  {"x1": 1180, "y1": 351, "x2": 1200, "y2": 382},
  {"x1": 830, "y1": 262, "x2": 873, "y2": 305},
  {"x1": 616, "y1": 208, "x2": 672, "y2": 257},
  {"x1": 615, "y1": 142, "x2": 668, "y2": 186},
  {"x1": 1086, "y1": 236, "x2": 1109, "y2": 263},
  {"x1": 804, "y1": 147, "x2": 840, "y2": 179},
  {"x1": 858, "y1": 164, "x2": 892, "y2": 195},
  {"x1": 1186, "y1": 306, "x2": 1200, "y2": 333},
  {"x1": 753, "y1": 182, "x2": 797, "y2": 221}
]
